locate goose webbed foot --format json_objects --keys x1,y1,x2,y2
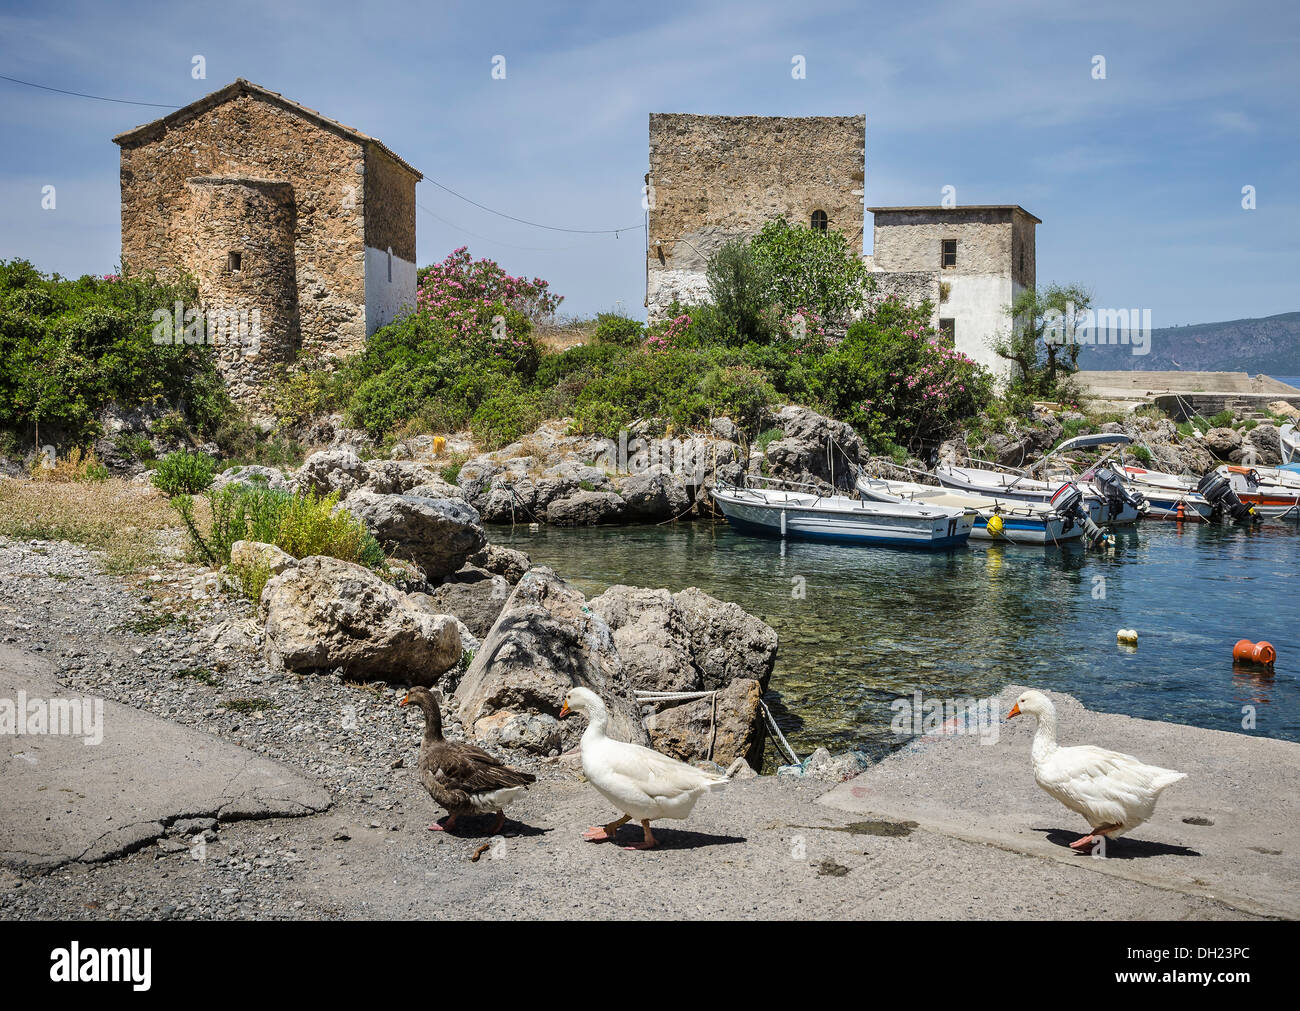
[
  {"x1": 428, "y1": 814, "x2": 459, "y2": 833},
  {"x1": 582, "y1": 814, "x2": 631, "y2": 842}
]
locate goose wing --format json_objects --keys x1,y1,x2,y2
[
  {"x1": 600, "y1": 739, "x2": 727, "y2": 799},
  {"x1": 427, "y1": 740, "x2": 536, "y2": 793},
  {"x1": 1039, "y1": 745, "x2": 1183, "y2": 823}
]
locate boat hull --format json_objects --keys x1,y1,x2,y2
[
  {"x1": 855, "y1": 477, "x2": 1081, "y2": 545},
  {"x1": 934, "y1": 466, "x2": 1139, "y2": 525},
  {"x1": 713, "y1": 490, "x2": 973, "y2": 549}
]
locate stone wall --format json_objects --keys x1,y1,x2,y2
[
  {"x1": 117, "y1": 89, "x2": 371, "y2": 373},
  {"x1": 185, "y1": 177, "x2": 300, "y2": 404},
  {"x1": 870, "y1": 207, "x2": 1018, "y2": 275},
  {"x1": 646, "y1": 113, "x2": 865, "y2": 320},
  {"x1": 861, "y1": 271, "x2": 941, "y2": 326}
]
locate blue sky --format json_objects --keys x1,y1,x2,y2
[{"x1": 1, "y1": 0, "x2": 1296, "y2": 325}]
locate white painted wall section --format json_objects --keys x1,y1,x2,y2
[
  {"x1": 365, "y1": 245, "x2": 418, "y2": 335},
  {"x1": 943, "y1": 273, "x2": 1013, "y2": 379}
]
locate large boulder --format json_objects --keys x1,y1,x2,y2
[
  {"x1": 365, "y1": 460, "x2": 459, "y2": 496},
  {"x1": 546, "y1": 490, "x2": 626, "y2": 526},
  {"x1": 451, "y1": 567, "x2": 649, "y2": 753},
  {"x1": 616, "y1": 463, "x2": 691, "y2": 521},
  {"x1": 643, "y1": 677, "x2": 765, "y2": 769},
  {"x1": 418, "y1": 565, "x2": 511, "y2": 639},
  {"x1": 229, "y1": 540, "x2": 295, "y2": 576},
  {"x1": 588, "y1": 586, "x2": 696, "y2": 692},
  {"x1": 763, "y1": 406, "x2": 865, "y2": 493},
  {"x1": 467, "y1": 543, "x2": 531, "y2": 584},
  {"x1": 589, "y1": 584, "x2": 778, "y2": 767},
  {"x1": 1203, "y1": 427, "x2": 1242, "y2": 460},
  {"x1": 342, "y1": 491, "x2": 486, "y2": 580},
  {"x1": 260, "y1": 556, "x2": 461, "y2": 682},
  {"x1": 293, "y1": 447, "x2": 368, "y2": 498},
  {"x1": 1239, "y1": 423, "x2": 1283, "y2": 466}
]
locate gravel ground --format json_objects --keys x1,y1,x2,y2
[{"x1": 0, "y1": 536, "x2": 1265, "y2": 920}]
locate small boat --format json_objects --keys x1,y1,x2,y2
[
  {"x1": 1116, "y1": 466, "x2": 1215, "y2": 522},
  {"x1": 1214, "y1": 465, "x2": 1300, "y2": 520},
  {"x1": 1281, "y1": 423, "x2": 1299, "y2": 466},
  {"x1": 935, "y1": 434, "x2": 1147, "y2": 526},
  {"x1": 712, "y1": 481, "x2": 974, "y2": 549},
  {"x1": 856, "y1": 476, "x2": 1084, "y2": 545}
]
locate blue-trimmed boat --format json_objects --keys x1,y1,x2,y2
[{"x1": 712, "y1": 480, "x2": 974, "y2": 549}]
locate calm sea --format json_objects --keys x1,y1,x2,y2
[{"x1": 506, "y1": 521, "x2": 1299, "y2": 765}]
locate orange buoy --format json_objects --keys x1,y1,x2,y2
[{"x1": 1233, "y1": 639, "x2": 1277, "y2": 667}]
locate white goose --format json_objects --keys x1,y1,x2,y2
[
  {"x1": 1007, "y1": 690, "x2": 1187, "y2": 850},
  {"x1": 559, "y1": 686, "x2": 729, "y2": 850}
]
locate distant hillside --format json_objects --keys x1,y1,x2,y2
[{"x1": 1077, "y1": 311, "x2": 1300, "y2": 374}]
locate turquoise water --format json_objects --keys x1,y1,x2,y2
[{"x1": 502, "y1": 520, "x2": 1299, "y2": 762}]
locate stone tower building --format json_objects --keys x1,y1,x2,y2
[
  {"x1": 865, "y1": 206, "x2": 1039, "y2": 377},
  {"x1": 645, "y1": 113, "x2": 865, "y2": 320},
  {"x1": 113, "y1": 79, "x2": 422, "y2": 403}
]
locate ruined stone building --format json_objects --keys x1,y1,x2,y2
[
  {"x1": 865, "y1": 205, "x2": 1039, "y2": 377},
  {"x1": 114, "y1": 79, "x2": 422, "y2": 403},
  {"x1": 645, "y1": 113, "x2": 866, "y2": 318},
  {"x1": 645, "y1": 112, "x2": 1036, "y2": 378}
]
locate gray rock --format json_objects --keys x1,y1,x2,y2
[
  {"x1": 293, "y1": 447, "x2": 368, "y2": 498},
  {"x1": 643, "y1": 677, "x2": 766, "y2": 769},
  {"x1": 365, "y1": 460, "x2": 456, "y2": 496},
  {"x1": 342, "y1": 491, "x2": 486, "y2": 581},
  {"x1": 260, "y1": 555, "x2": 461, "y2": 683},
  {"x1": 1203, "y1": 427, "x2": 1242, "y2": 460},
  {"x1": 416, "y1": 566, "x2": 511, "y2": 639},
  {"x1": 617, "y1": 463, "x2": 691, "y2": 520},
  {"x1": 711, "y1": 417, "x2": 742, "y2": 443},
  {"x1": 546, "y1": 490, "x2": 626, "y2": 526},
  {"x1": 452, "y1": 567, "x2": 649, "y2": 752},
  {"x1": 1239, "y1": 424, "x2": 1282, "y2": 466},
  {"x1": 467, "y1": 543, "x2": 531, "y2": 584},
  {"x1": 763, "y1": 405, "x2": 865, "y2": 493},
  {"x1": 673, "y1": 587, "x2": 779, "y2": 691},
  {"x1": 229, "y1": 540, "x2": 296, "y2": 577}
]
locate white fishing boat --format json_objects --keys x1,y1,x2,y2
[
  {"x1": 935, "y1": 434, "x2": 1147, "y2": 526},
  {"x1": 712, "y1": 481, "x2": 974, "y2": 549},
  {"x1": 1116, "y1": 466, "x2": 1216, "y2": 522},
  {"x1": 1281, "y1": 423, "x2": 1299, "y2": 466},
  {"x1": 1213, "y1": 465, "x2": 1300, "y2": 520},
  {"x1": 855, "y1": 475, "x2": 1086, "y2": 545}
]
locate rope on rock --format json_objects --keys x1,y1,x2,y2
[
  {"x1": 759, "y1": 698, "x2": 801, "y2": 766},
  {"x1": 634, "y1": 689, "x2": 719, "y2": 762}
]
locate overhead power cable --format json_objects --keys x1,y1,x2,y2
[{"x1": 0, "y1": 72, "x2": 177, "y2": 108}]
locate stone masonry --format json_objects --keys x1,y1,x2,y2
[
  {"x1": 645, "y1": 113, "x2": 865, "y2": 321},
  {"x1": 114, "y1": 79, "x2": 421, "y2": 406}
]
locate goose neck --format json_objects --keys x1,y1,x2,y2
[{"x1": 1030, "y1": 708, "x2": 1058, "y2": 761}]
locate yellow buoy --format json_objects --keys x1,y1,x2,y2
[{"x1": 986, "y1": 514, "x2": 1005, "y2": 537}]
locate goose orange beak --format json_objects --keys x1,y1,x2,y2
[
  {"x1": 399, "y1": 694, "x2": 410, "y2": 707},
  {"x1": 558, "y1": 701, "x2": 570, "y2": 719},
  {"x1": 1006, "y1": 703, "x2": 1021, "y2": 719}
]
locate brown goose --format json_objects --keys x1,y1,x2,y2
[{"x1": 399, "y1": 687, "x2": 535, "y2": 834}]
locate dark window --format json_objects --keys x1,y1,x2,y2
[
  {"x1": 1019, "y1": 250, "x2": 1025, "y2": 274},
  {"x1": 227, "y1": 251, "x2": 242, "y2": 273},
  {"x1": 939, "y1": 318, "x2": 956, "y2": 343},
  {"x1": 810, "y1": 209, "x2": 828, "y2": 232},
  {"x1": 941, "y1": 239, "x2": 957, "y2": 268}
]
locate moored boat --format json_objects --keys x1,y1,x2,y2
[
  {"x1": 1214, "y1": 465, "x2": 1300, "y2": 520},
  {"x1": 1116, "y1": 466, "x2": 1215, "y2": 521},
  {"x1": 712, "y1": 482, "x2": 974, "y2": 549},
  {"x1": 855, "y1": 475, "x2": 1085, "y2": 545},
  {"x1": 1281, "y1": 423, "x2": 1299, "y2": 466}
]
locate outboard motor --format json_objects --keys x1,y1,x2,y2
[
  {"x1": 1197, "y1": 469, "x2": 1257, "y2": 523},
  {"x1": 1092, "y1": 466, "x2": 1147, "y2": 520},
  {"x1": 1050, "y1": 482, "x2": 1113, "y2": 548}
]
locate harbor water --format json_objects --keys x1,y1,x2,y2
[{"x1": 503, "y1": 519, "x2": 1299, "y2": 763}]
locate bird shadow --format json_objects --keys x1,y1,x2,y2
[
  {"x1": 602, "y1": 826, "x2": 747, "y2": 851},
  {"x1": 1039, "y1": 828, "x2": 1200, "y2": 859},
  {"x1": 438, "y1": 816, "x2": 551, "y2": 839}
]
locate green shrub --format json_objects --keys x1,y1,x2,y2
[
  {"x1": 0, "y1": 260, "x2": 236, "y2": 447},
  {"x1": 749, "y1": 217, "x2": 873, "y2": 325},
  {"x1": 704, "y1": 239, "x2": 776, "y2": 346},
  {"x1": 230, "y1": 558, "x2": 272, "y2": 602},
  {"x1": 152, "y1": 450, "x2": 216, "y2": 496},
  {"x1": 592, "y1": 312, "x2": 644, "y2": 347},
  {"x1": 470, "y1": 383, "x2": 546, "y2": 449},
  {"x1": 1208, "y1": 409, "x2": 1235, "y2": 428}
]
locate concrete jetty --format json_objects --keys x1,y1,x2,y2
[{"x1": 821, "y1": 683, "x2": 1299, "y2": 920}]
